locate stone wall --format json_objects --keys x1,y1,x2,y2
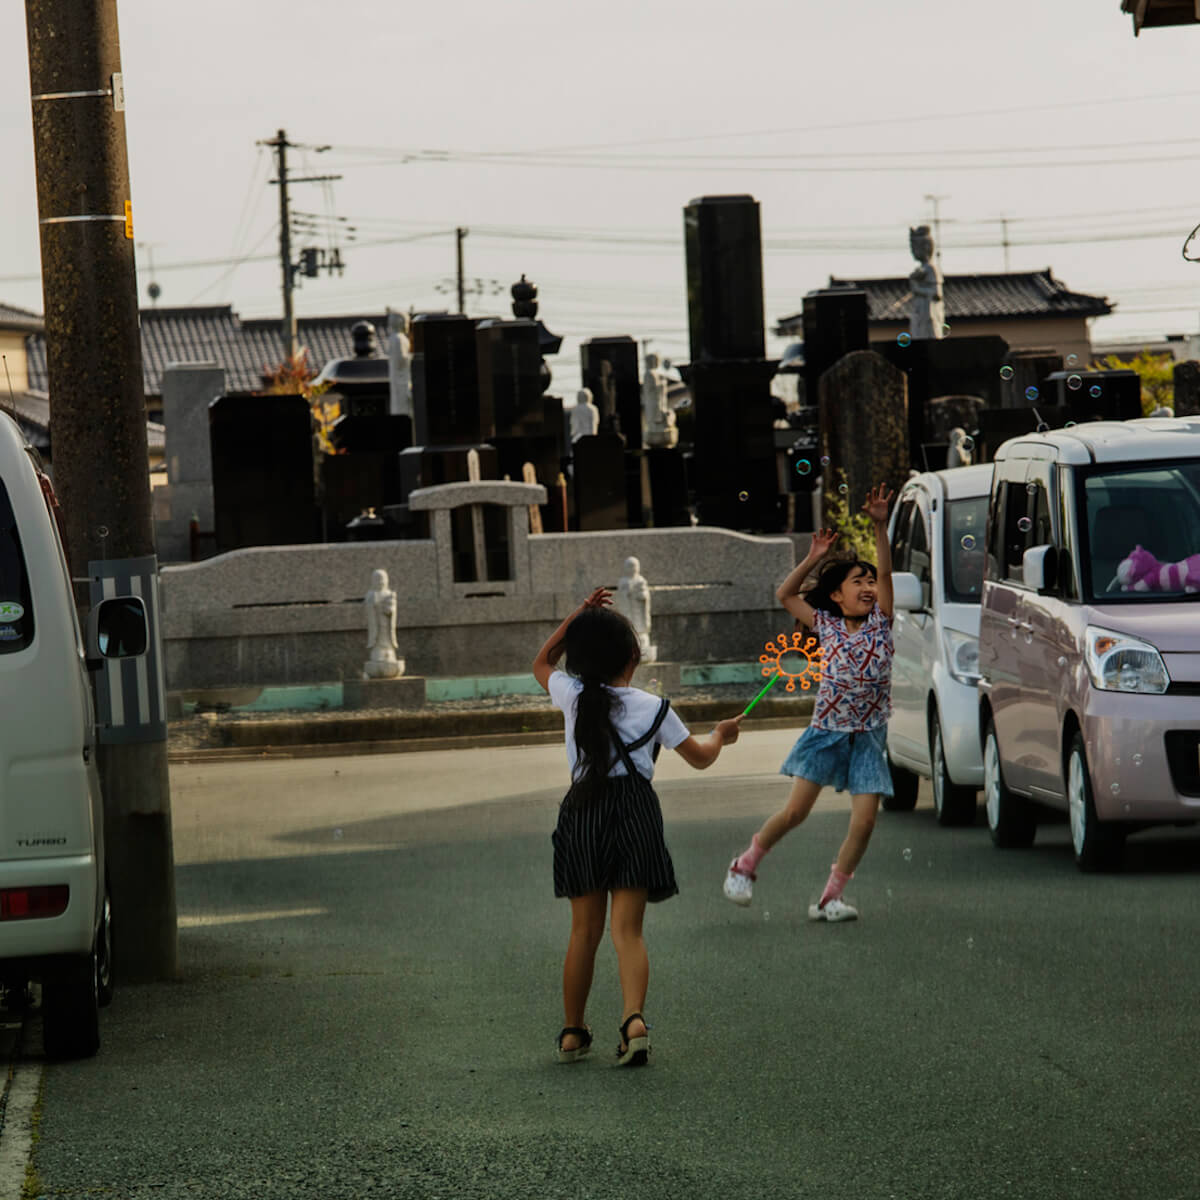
[{"x1": 159, "y1": 526, "x2": 795, "y2": 690}]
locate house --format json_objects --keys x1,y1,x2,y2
[
  {"x1": 774, "y1": 270, "x2": 1113, "y2": 368},
  {"x1": 1122, "y1": 0, "x2": 1200, "y2": 34},
  {"x1": 25, "y1": 304, "x2": 391, "y2": 423}
]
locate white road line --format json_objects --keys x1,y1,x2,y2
[{"x1": 0, "y1": 1059, "x2": 42, "y2": 1200}]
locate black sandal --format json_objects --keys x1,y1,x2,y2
[
  {"x1": 556, "y1": 1025, "x2": 593, "y2": 1063},
  {"x1": 615, "y1": 1013, "x2": 651, "y2": 1067}
]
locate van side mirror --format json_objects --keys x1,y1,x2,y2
[
  {"x1": 1022, "y1": 545, "x2": 1058, "y2": 593},
  {"x1": 891, "y1": 571, "x2": 925, "y2": 612},
  {"x1": 86, "y1": 596, "x2": 148, "y2": 669}
]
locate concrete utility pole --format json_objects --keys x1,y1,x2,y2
[
  {"x1": 24, "y1": 0, "x2": 177, "y2": 981},
  {"x1": 264, "y1": 128, "x2": 298, "y2": 360},
  {"x1": 456, "y1": 226, "x2": 468, "y2": 315}
]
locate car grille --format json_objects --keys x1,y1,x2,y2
[{"x1": 1164, "y1": 731, "x2": 1200, "y2": 797}]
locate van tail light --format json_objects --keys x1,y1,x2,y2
[{"x1": 0, "y1": 886, "x2": 69, "y2": 920}]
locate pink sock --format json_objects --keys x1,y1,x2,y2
[
  {"x1": 818, "y1": 864, "x2": 853, "y2": 908},
  {"x1": 734, "y1": 834, "x2": 768, "y2": 876}
]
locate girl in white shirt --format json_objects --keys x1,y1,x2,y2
[{"x1": 533, "y1": 587, "x2": 742, "y2": 1067}]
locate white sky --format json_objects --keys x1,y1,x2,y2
[{"x1": 3, "y1": 0, "x2": 1200, "y2": 382}]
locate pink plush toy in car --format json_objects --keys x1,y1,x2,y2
[{"x1": 1113, "y1": 544, "x2": 1200, "y2": 593}]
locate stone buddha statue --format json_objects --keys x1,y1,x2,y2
[{"x1": 907, "y1": 225, "x2": 945, "y2": 341}]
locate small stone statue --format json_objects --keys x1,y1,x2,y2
[
  {"x1": 641, "y1": 353, "x2": 678, "y2": 449},
  {"x1": 384, "y1": 309, "x2": 412, "y2": 418},
  {"x1": 907, "y1": 225, "x2": 945, "y2": 341},
  {"x1": 947, "y1": 427, "x2": 973, "y2": 469},
  {"x1": 363, "y1": 568, "x2": 403, "y2": 680},
  {"x1": 615, "y1": 555, "x2": 656, "y2": 663},
  {"x1": 570, "y1": 388, "x2": 600, "y2": 442}
]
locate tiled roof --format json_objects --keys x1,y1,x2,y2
[
  {"x1": 774, "y1": 270, "x2": 1113, "y2": 334},
  {"x1": 25, "y1": 305, "x2": 391, "y2": 396},
  {"x1": 0, "y1": 303, "x2": 44, "y2": 333},
  {"x1": 5, "y1": 389, "x2": 164, "y2": 454}
]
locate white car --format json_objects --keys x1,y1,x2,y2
[{"x1": 884, "y1": 465, "x2": 993, "y2": 824}]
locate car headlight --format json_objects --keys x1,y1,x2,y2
[
  {"x1": 943, "y1": 628, "x2": 980, "y2": 685},
  {"x1": 1084, "y1": 626, "x2": 1169, "y2": 694}
]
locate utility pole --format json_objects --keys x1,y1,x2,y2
[
  {"x1": 456, "y1": 226, "x2": 468, "y2": 315},
  {"x1": 999, "y1": 215, "x2": 1011, "y2": 272},
  {"x1": 924, "y1": 193, "x2": 949, "y2": 273},
  {"x1": 24, "y1": 0, "x2": 176, "y2": 981},
  {"x1": 264, "y1": 129, "x2": 297, "y2": 359},
  {"x1": 259, "y1": 130, "x2": 342, "y2": 361}
]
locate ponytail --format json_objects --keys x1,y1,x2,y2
[{"x1": 562, "y1": 607, "x2": 641, "y2": 807}]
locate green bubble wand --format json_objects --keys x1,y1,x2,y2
[{"x1": 742, "y1": 671, "x2": 781, "y2": 716}]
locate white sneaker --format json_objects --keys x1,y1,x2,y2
[
  {"x1": 723, "y1": 861, "x2": 754, "y2": 907},
  {"x1": 808, "y1": 896, "x2": 858, "y2": 922}
]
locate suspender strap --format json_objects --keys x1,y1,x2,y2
[{"x1": 607, "y1": 697, "x2": 671, "y2": 776}]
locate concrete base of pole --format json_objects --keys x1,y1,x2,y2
[{"x1": 100, "y1": 741, "x2": 178, "y2": 983}]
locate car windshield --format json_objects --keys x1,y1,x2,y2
[
  {"x1": 1083, "y1": 459, "x2": 1200, "y2": 601},
  {"x1": 943, "y1": 495, "x2": 988, "y2": 603}
]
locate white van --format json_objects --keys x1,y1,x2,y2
[{"x1": 0, "y1": 413, "x2": 147, "y2": 1057}]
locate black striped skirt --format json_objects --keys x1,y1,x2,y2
[{"x1": 552, "y1": 773, "x2": 679, "y2": 903}]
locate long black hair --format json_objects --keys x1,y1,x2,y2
[
  {"x1": 562, "y1": 607, "x2": 641, "y2": 806},
  {"x1": 803, "y1": 556, "x2": 877, "y2": 617}
]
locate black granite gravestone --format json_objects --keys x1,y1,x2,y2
[
  {"x1": 1174, "y1": 361, "x2": 1200, "y2": 417},
  {"x1": 210, "y1": 393, "x2": 319, "y2": 552},
  {"x1": 802, "y1": 289, "x2": 868, "y2": 404},
  {"x1": 410, "y1": 312, "x2": 487, "y2": 445},
  {"x1": 573, "y1": 433, "x2": 628, "y2": 530},
  {"x1": 646, "y1": 447, "x2": 690, "y2": 528},
  {"x1": 580, "y1": 337, "x2": 641, "y2": 449},
  {"x1": 476, "y1": 318, "x2": 544, "y2": 437},
  {"x1": 1046, "y1": 369, "x2": 1141, "y2": 422},
  {"x1": 684, "y1": 195, "x2": 766, "y2": 362}
]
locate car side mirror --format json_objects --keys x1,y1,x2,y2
[
  {"x1": 1022, "y1": 545, "x2": 1058, "y2": 594},
  {"x1": 891, "y1": 571, "x2": 924, "y2": 612},
  {"x1": 86, "y1": 595, "x2": 149, "y2": 670}
]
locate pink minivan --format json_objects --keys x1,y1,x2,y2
[{"x1": 977, "y1": 417, "x2": 1200, "y2": 871}]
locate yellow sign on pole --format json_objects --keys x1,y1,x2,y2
[{"x1": 124, "y1": 201, "x2": 133, "y2": 239}]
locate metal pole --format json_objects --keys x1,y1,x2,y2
[
  {"x1": 276, "y1": 129, "x2": 297, "y2": 359},
  {"x1": 456, "y1": 226, "x2": 467, "y2": 315},
  {"x1": 24, "y1": 0, "x2": 177, "y2": 982}
]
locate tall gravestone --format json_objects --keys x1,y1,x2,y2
[
  {"x1": 819, "y1": 352, "x2": 908, "y2": 523},
  {"x1": 1174, "y1": 361, "x2": 1200, "y2": 416},
  {"x1": 682, "y1": 194, "x2": 781, "y2": 532},
  {"x1": 802, "y1": 289, "x2": 868, "y2": 404},
  {"x1": 578, "y1": 335, "x2": 646, "y2": 527}
]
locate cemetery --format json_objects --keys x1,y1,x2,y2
[{"x1": 138, "y1": 194, "x2": 1194, "y2": 711}]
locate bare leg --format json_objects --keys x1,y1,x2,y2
[
  {"x1": 835, "y1": 792, "x2": 881, "y2": 876},
  {"x1": 755, "y1": 776, "x2": 823, "y2": 851},
  {"x1": 609, "y1": 887, "x2": 649, "y2": 1043},
  {"x1": 561, "y1": 890, "x2": 606, "y2": 1050}
]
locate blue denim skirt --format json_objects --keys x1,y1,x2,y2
[{"x1": 779, "y1": 725, "x2": 893, "y2": 797}]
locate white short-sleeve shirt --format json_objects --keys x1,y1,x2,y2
[{"x1": 548, "y1": 670, "x2": 690, "y2": 781}]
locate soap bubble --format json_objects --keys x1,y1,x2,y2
[
  {"x1": 1065, "y1": 420, "x2": 1077, "y2": 428},
  {"x1": 97, "y1": 525, "x2": 109, "y2": 539},
  {"x1": 1110, "y1": 782, "x2": 1120, "y2": 796},
  {"x1": 763, "y1": 911, "x2": 770, "y2": 922},
  {"x1": 1000, "y1": 365, "x2": 1014, "y2": 381},
  {"x1": 902, "y1": 847, "x2": 913, "y2": 862},
  {"x1": 795, "y1": 459, "x2": 812, "y2": 476},
  {"x1": 961, "y1": 435, "x2": 975, "y2": 452},
  {"x1": 942, "y1": 323, "x2": 952, "y2": 335},
  {"x1": 677, "y1": 396, "x2": 692, "y2": 409},
  {"x1": 967, "y1": 936, "x2": 975, "y2": 950},
  {"x1": 738, "y1": 490, "x2": 749, "y2": 501},
  {"x1": 819, "y1": 455, "x2": 831, "y2": 467},
  {"x1": 1132, "y1": 753, "x2": 1143, "y2": 767},
  {"x1": 333, "y1": 828, "x2": 344, "y2": 840},
  {"x1": 1026, "y1": 482, "x2": 1037, "y2": 495},
  {"x1": 1089, "y1": 385, "x2": 1102, "y2": 398},
  {"x1": 960, "y1": 534, "x2": 977, "y2": 551},
  {"x1": 1017, "y1": 516, "x2": 1032, "y2": 533},
  {"x1": 1025, "y1": 386, "x2": 1039, "y2": 402},
  {"x1": 1067, "y1": 354, "x2": 1078, "y2": 366},
  {"x1": 838, "y1": 483, "x2": 849, "y2": 495},
  {"x1": 1067, "y1": 374, "x2": 1083, "y2": 391},
  {"x1": 897, "y1": 332, "x2": 912, "y2": 348}
]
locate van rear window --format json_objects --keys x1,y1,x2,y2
[{"x1": 0, "y1": 480, "x2": 35, "y2": 653}]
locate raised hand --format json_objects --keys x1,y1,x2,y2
[
  {"x1": 810, "y1": 527, "x2": 839, "y2": 558},
  {"x1": 862, "y1": 483, "x2": 895, "y2": 525},
  {"x1": 581, "y1": 587, "x2": 612, "y2": 609}
]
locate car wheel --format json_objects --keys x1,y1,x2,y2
[
  {"x1": 931, "y1": 710, "x2": 977, "y2": 827},
  {"x1": 97, "y1": 886, "x2": 114, "y2": 1009},
  {"x1": 983, "y1": 715, "x2": 1035, "y2": 848},
  {"x1": 42, "y1": 949, "x2": 100, "y2": 1060},
  {"x1": 1067, "y1": 732, "x2": 1124, "y2": 873},
  {"x1": 883, "y1": 748, "x2": 919, "y2": 811}
]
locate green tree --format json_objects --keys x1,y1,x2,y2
[{"x1": 1099, "y1": 350, "x2": 1173, "y2": 417}]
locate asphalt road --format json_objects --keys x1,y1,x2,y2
[{"x1": 25, "y1": 730, "x2": 1200, "y2": 1199}]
